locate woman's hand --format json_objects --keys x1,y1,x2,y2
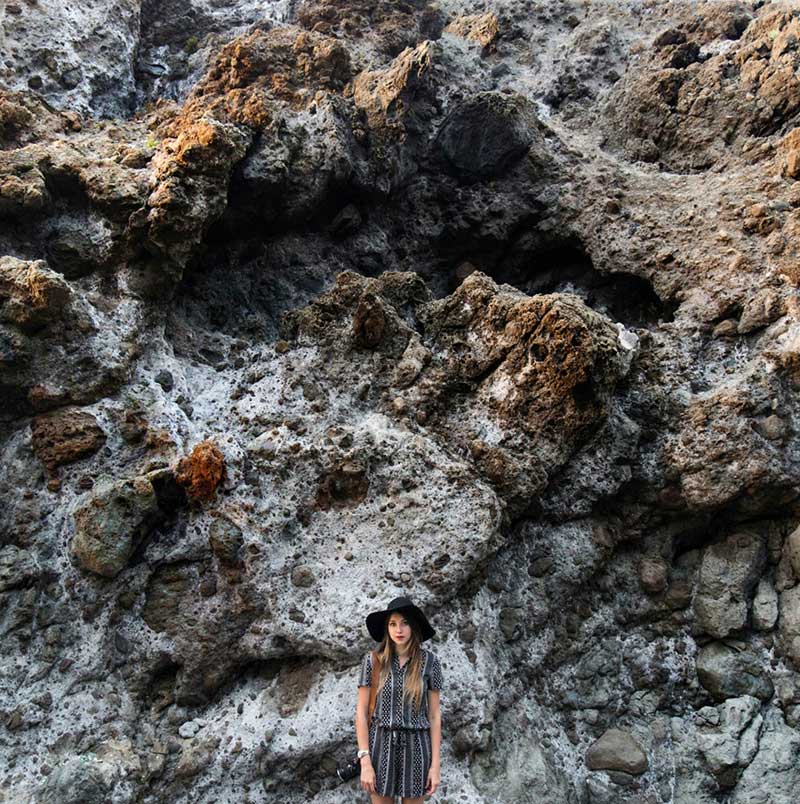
[
  {"x1": 360, "y1": 757, "x2": 376, "y2": 794},
  {"x1": 425, "y1": 764, "x2": 440, "y2": 796}
]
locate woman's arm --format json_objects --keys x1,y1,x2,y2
[
  {"x1": 426, "y1": 689, "x2": 441, "y2": 795},
  {"x1": 355, "y1": 685, "x2": 372, "y2": 753},
  {"x1": 356, "y1": 685, "x2": 376, "y2": 793}
]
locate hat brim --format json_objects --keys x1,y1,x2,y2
[{"x1": 366, "y1": 604, "x2": 435, "y2": 642}]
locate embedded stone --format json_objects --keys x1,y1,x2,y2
[
  {"x1": 31, "y1": 407, "x2": 106, "y2": 472},
  {"x1": 585, "y1": 729, "x2": 648, "y2": 774},
  {"x1": 71, "y1": 475, "x2": 161, "y2": 578},
  {"x1": 696, "y1": 642, "x2": 774, "y2": 702},
  {"x1": 175, "y1": 440, "x2": 225, "y2": 502}
]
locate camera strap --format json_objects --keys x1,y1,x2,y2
[{"x1": 367, "y1": 650, "x2": 380, "y2": 722}]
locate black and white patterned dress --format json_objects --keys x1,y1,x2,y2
[{"x1": 358, "y1": 648, "x2": 444, "y2": 798}]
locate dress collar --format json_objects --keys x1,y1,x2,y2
[{"x1": 393, "y1": 651, "x2": 414, "y2": 671}]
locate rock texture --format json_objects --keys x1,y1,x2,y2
[{"x1": 1, "y1": 2, "x2": 800, "y2": 804}]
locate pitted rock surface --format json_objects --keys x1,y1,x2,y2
[{"x1": 1, "y1": 3, "x2": 800, "y2": 804}]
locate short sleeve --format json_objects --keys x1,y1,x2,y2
[
  {"x1": 358, "y1": 652, "x2": 372, "y2": 687},
  {"x1": 427, "y1": 652, "x2": 443, "y2": 691}
]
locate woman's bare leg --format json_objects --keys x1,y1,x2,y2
[
  {"x1": 370, "y1": 795, "x2": 393, "y2": 804},
  {"x1": 402, "y1": 798, "x2": 423, "y2": 804}
]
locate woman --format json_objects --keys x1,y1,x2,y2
[{"x1": 355, "y1": 596, "x2": 443, "y2": 802}]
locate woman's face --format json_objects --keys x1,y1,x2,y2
[{"x1": 387, "y1": 613, "x2": 412, "y2": 648}]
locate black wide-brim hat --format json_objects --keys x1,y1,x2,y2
[{"x1": 366, "y1": 596, "x2": 435, "y2": 642}]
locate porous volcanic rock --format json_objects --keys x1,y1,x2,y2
[{"x1": 1, "y1": 3, "x2": 800, "y2": 804}]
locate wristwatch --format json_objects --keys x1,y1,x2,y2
[{"x1": 357, "y1": 749, "x2": 369, "y2": 759}]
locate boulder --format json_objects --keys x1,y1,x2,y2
[
  {"x1": 696, "y1": 696, "x2": 762, "y2": 786},
  {"x1": 436, "y1": 91, "x2": 539, "y2": 180},
  {"x1": 694, "y1": 532, "x2": 766, "y2": 638},
  {"x1": 71, "y1": 475, "x2": 161, "y2": 577},
  {"x1": 779, "y1": 585, "x2": 800, "y2": 669},
  {"x1": 208, "y1": 516, "x2": 243, "y2": 566},
  {"x1": 696, "y1": 642, "x2": 774, "y2": 702},
  {"x1": 0, "y1": 257, "x2": 71, "y2": 333},
  {"x1": 444, "y1": 12, "x2": 500, "y2": 49},
  {"x1": 752, "y1": 578, "x2": 779, "y2": 632},
  {"x1": 585, "y1": 728, "x2": 648, "y2": 774}
]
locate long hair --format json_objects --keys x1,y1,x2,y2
[{"x1": 374, "y1": 615, "x2": 424, "y2": 712}]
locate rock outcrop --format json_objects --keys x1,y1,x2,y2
[{"x1": 0, "y1": 2, "x2": 799, "y2": 804}]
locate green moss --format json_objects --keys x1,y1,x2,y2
[{"x1": 184, "y1": 35, "x2": 199, "y2": 55}]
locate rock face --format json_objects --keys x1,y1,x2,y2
[{"x1": 1, "y1": 2, "x2": 800, "y2": 804}]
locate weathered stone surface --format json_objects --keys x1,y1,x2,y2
[
  {"x1": 695, "y1": 696, "x2": 762, "y2": 787},
  {"x1": 785, "y1": 524, "x2": 800, "y2": 579},
  {"x1": 71, "y1": 475, "x2": 161, "y2": 577},
  {"x1": 174, "y1": 440, "x2": 225, "y2": 502},
  {"x1": 603, "y1": 8, "x2": 800, "y2": 172},
  {"x1": 694, "y1": 532, "x2": 766, "y2": 638},
  {"x1": 696, "y1": 642, "x2": 774, "y2": 703},
  {"x1": 730, "y1": 707, "x2": 800, "y2": 804},
  {"x1": 30, "y1": 408, "x2": 106, "y2": 472},
  {"x1": 436, "y1": 92, "x2": 539, "y2": 180},
  {"x1": 752, "y1": 578, "x2": 779, "y2": 632},
  {"x1": 3, "y1": 3, "x2": 800, "y2": 804},
  {"x1": 779, "y1": 585, "x2": 800, "y2": 669},
  {"x1": 444, "y1": 12, "x2": 500, "y2": 50},
  {"x1": 0, "y1": 545, "x2": 39, "y2": 592},
  {"x1": 585, "y1": 728, "x2": 648, "y2": 774},
  {"x1": 0, "y1": 258, "x2": 71, "y2": 333},
  {"x1": 37, "y1": 755, "x2": 111, "y2": 804}
]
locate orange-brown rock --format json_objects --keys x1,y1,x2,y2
[
  {"x1": 175, "y1": 440, "x2": 225, "y2": 502},
  {"x1": 175, "y1": 26, "x2": 351, "y2": 131},
  {"x1": 31, "y1": 408, "x2": 106, "y2": 472},
  {"x1": 780, "y1": 127, "x2": 800, "y2": 179},
  {"x1": 605, "y1": 7, "x2": 800, "y2": 171},
  {"x1": 350, "y1": 40, "x2": 437, "y2": 144},
  {"x1": 444, "y1": 12, "x2": 500, "y2": 50},
  {"x1": 0, "y1": 258, "x2": 71, "y2": 333}
]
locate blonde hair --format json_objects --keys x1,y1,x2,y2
[{"x1": 374, "y1": 614, "x2": 424, "y2": 712}]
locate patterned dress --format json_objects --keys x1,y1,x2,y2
[{"x1": 358, "y1": 648, "x2": 444, "y2": 798}]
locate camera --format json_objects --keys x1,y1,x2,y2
[{"x1": 336, "y1": 755, "x2": 362, "y2": 782}]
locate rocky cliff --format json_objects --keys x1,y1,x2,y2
[{"x1": 2, "y1": 1, "x2": 800, "y2": 803}]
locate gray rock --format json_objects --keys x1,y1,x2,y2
[
  {"x1": 696, "y1": 642, "x2": 774, "y2": 702},
  {"x1": 784, "y1": 524, "x2": 800, "y2": 579},
  {"x1": 778, "y1": 585, "x2": 800, "y2": 669},
  {"x1": 752, "y1": 578, "x2": 779, "y2": 632},
  {"x1": 694, "y1": 532, "x2": 766, "y2": 638},
  {"x1": 436, "y1": 91, "x2": 539, "y2": 180},
  {"x1": 178, "y1": 719, "x2": 202, "y2": 738},
  {"x1": 71, "y1": 475, "x2": 161, "y2": 577},
  {"x1": 730, "y1": 707, "x2": 800, "y2": 804},
  {"x1": 0, "y1": 545, "x2": 39, "y2": 592},
  {"x1": 291, "y1": 565, "x2": 316, "y2": 588},
  {"x1": 208, "y1": 516, "x2": 243, "y2": 566},
  {"x1": 37, "y1": 755, "x2": 110, "y2": 804},
  {"x1": 696, "y1": 696, "x2": 761, "y2": 785},
  {"x1": 585, "y1": 728, "x2": 649, "y2": 774}
]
